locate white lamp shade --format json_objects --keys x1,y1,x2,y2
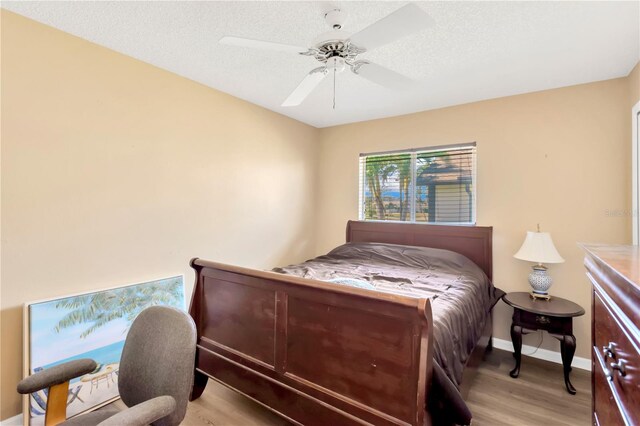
[{"x1": 514, "y1": 231, "x2": 565, "y2": 264}]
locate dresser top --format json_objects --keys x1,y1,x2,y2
[{"x1": 581, "y1": 244, "x2": 639, "y2": 289}]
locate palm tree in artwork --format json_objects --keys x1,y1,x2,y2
[{"x1": 53, "y1": 279, "x2": 183, "y2": 339}]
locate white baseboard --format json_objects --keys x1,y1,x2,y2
[
  {"x1": 492, "y1": 337, "x2": 591, "y2": 371},
  {"x1": 0, "y1": 414, "x2": 22, "y2": 426}
]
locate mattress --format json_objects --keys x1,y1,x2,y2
[{"x1": 272, "y1": 241, "x2": 498, "y2": 388}]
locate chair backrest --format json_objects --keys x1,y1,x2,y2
[{"x1": 118, "y1": 306, "x2": 196, "y2": 426}]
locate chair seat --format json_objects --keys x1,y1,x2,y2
[{"x1": 61, "y1": 406, "x2": 120, "y2": 426}]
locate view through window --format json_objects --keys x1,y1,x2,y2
[{"x1": 359, "y1": 144, "x2": 476, "y2": 224}]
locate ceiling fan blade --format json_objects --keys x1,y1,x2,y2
[
  {"x1": 349, "y1": 3, "x2": 434, "y2": 51},
  {"x1": 219, "y1": 36, "x2": 308, "y2": 54},
  {"x1": 282, "y1": 67, "x2": 328, "y2": 107},
  {"x1": 353, "y1": 62, "x2": 414, "y2": 90}
]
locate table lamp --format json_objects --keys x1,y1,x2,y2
[{"x1": 514, "y1": 225, "x2": 564, "y2": 300}]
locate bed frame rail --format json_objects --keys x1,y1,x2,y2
[{"x1": 189, "y1": 259, "x2": 434, "y2": 426}]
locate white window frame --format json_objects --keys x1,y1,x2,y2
[{"x1": 358, "y1": 143, "x2": 477, "y2": 225}]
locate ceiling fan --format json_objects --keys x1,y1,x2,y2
[{"x1": 219, "y1": 3, "x2": 434, "y2": 107}]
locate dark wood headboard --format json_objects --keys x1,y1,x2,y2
[{"x1": 346, "y1": 220, "x2": 493, "y2": 282}]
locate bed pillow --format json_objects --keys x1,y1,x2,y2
[{"x1": 327, "y1": 277, "x2": 375, "y2": 290}]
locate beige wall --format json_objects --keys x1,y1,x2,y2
[
  {"x1": 315, "y1": 76, "x2": 635, "y2": 361},
  {"x1": 629, "y1": 62, "x2": 640, "y2": 107},
  {"x1": 0, "y1": 11, "x2": 319, "y2": 419}
]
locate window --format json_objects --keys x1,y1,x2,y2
[{"x1": 358, "y1": 143, "x2": 476, "y2": 224}]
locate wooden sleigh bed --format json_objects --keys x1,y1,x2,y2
[{"x1": 188, "y1": 221, "x2": 496, "y2": 426}]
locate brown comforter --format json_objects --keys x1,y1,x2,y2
[{"x1": 273, "y1": 242, "x2": 498, "y2": 387}]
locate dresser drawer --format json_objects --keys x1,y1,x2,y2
[
  {"x1": 593, "y1": 347, "x2": 626, "y2": 426},
  {"x1": 593, "y1": 291, "x2": 640, "y2": 425}
]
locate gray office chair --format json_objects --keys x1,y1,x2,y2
[{"x1": 18, "y1": 306, "x2": 197, "y2": 426}]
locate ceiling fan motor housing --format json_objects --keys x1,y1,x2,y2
[{"x1": 311, "y1": 29, "x2": 364, "y2": 69}]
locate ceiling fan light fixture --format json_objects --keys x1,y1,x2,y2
[{"x1": 326, "y1": 57, "x2": 346, "y2": 73}]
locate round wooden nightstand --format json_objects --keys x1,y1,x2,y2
[{"x1": 502, "y1": 292, "x2": 585, "y2": 394}]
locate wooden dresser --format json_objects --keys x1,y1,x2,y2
[{"x1": 583, "y1": 244, "x2": 639, "y2": 426}]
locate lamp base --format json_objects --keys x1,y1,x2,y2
[
  {"x1": 530, "y1": 291, "x2": 551, "y2": 301},
  {"x1": 528, "y1": 264, "x2": 552, "y2": 297}
]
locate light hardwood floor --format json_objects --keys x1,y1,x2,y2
[
  {"x1": 179, "y1": 349, "x2": 590, "y2": 426},
  {"x1": 465, "y1": 349, "x2": 590, "y2": 425}
]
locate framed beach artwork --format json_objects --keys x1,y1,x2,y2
[{"x1": 23, "y1": 276, "x2": 185, "y2": 425}]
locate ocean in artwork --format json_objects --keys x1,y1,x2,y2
[
  {"x1": 27, "y1": 276, "x2": 185, "y2": 425},
  {"x1": 41, "y1": 340, "x2": 126, "y2": 383}
]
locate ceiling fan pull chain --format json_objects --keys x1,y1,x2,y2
[{"x1": 333, "y1": 66, "x2": 336, "y2": 110}]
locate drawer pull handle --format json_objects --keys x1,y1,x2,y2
[
  {"x1": 535, "y1": 315, "x2": 550, "y2": 325},
  {"x1": 604, "y1": 366, "x2": 613, "y2": 380},
  {"x1": 602, "y1": 342, "x2": 617, "y2": 359},
  {"x1": 610, "y1": 360, "x2": 627, "y2": 377}
]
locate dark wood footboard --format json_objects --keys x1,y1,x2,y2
[{"x1": 189, "y1": 259, "x2": 434, "y2": 426}]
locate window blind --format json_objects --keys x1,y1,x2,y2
[{"x1": 358, "y1": 144, "x2": 476, "y2": 224}]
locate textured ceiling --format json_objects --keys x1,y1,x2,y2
[{"x1": 2, "y1": 1, "x2": 639, "y2": 128}]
